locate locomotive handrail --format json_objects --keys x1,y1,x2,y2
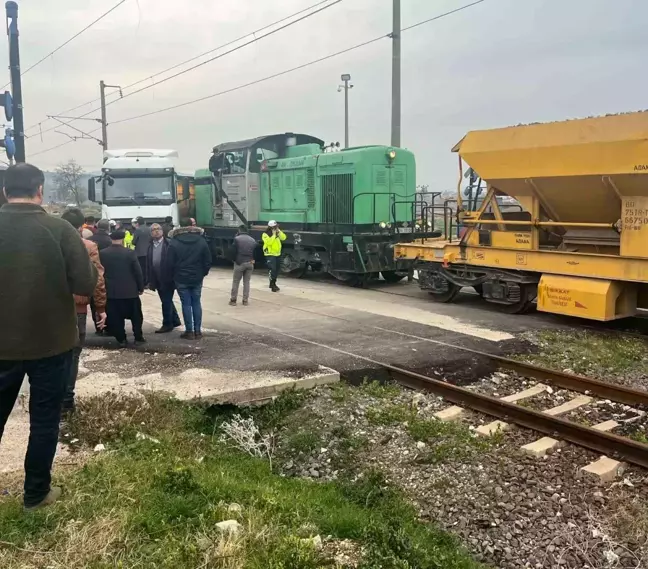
[
  {"x1": 391, "y1": 200, "x2": 426, "y2": 231},
  {"x1": 322, "y1": 190, "x2": 441, "y2": 237},
  {"x1": 420, "y1": 203, "x2": 454, "y2": 242},
  {"x1": 351, "y1": 191, "x2": 413, "y2": 235}
]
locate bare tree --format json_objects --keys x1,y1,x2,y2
[{"x1": 53, "y1": 159, "x2": 85, "y2": 205}]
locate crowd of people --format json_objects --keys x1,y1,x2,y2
[{"x1": 0, "y1": 162, "x2": 288, "y2": 511}]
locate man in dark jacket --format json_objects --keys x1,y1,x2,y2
[
  {"x1": 100, "y1": 229, "x2": 146, "y2": 348},
  {"x1": 168, "y1": 223, "x2": 212, "y2": 340},
  {"x1": 229, "y1": 225, "x2": 257, "y2": 306},
  {"x1": 0, "y1": 163, "x2": 97, "y2": 511},
  {"x1": 147, "y1": 223, "x2": 181, "y2": 333},
  {"x1": 132, "y1": 216, "x2": 151, "y2": 283},
  {"x1": 161, "y1": 216, "x2": 174, "y2": 238},
  {"x1": 88, "y1": 218, "x2": 112, "y2": 251}
]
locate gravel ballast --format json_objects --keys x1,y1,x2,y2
[{"x1": 274, "y1": 382, "x2": 648, "y2": 569}]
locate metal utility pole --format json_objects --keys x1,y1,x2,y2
[
  {"x1": 390, "y1": 0, "x2": 401, "y2": 148},
  {"x1": 6, "y1": 1, "x2": 25, "y2": 162},
  {"x1": 338, "y1": 74, "x2": 353, "y2": 148},
  {"x1": 100, "y1": 80, "x2": 108, "y2": 151},
  {"x1": 99, "y1": 80, "x2": 122, "y2": 152}
]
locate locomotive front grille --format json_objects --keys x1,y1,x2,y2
[{"x1": 321, "y1": 173, "x2": 353, "y2": 224}]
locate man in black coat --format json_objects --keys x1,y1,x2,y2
[
  {"x1": 99, "y1": 229, "x2": 145, "y2": 348},
  {"x1": 146, "y1": 223, "x2": 181, "y2": 333},
  {"x1": 88, "y1": 219, "x2": 112, "y2": 251},
  {"x1": 132, "y1": 216, "x2": 151, "y2": 283},
  {"x1": 161, "y1": 216, "x2": 174, "y2": 238},
  {"x1": 168, "y1": 223, "x2": 212, "y2": 340}
]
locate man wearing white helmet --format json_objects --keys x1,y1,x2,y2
[{"x1": 262, "y1": 220, "x2": 286, "y2": 292}]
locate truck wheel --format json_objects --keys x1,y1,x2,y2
[{"x1": 381, "y1": 271, "x2": 406, "y2": 283}]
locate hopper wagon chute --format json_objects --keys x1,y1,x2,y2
[{"x1": 395, "y1": 111, "x2": 648, "y2": 320}]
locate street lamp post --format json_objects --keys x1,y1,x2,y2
[{"x1": 338, "y1": 74, "x2": 353, "y2": 148}]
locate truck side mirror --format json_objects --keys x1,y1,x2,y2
[{"x1": 88, "y1": 177, "x2": 96, "y2": 202}]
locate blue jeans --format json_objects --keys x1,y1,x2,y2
[
  {"x1": 0, "y1": 351, "x2": 73, "y2": 507},
  {"x1": 176, "y1": 283, "x2": 203, "y2": 333}
]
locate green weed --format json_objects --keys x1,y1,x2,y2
[
  {"x1": 286, "y1": 429, "x2": 322, "y2": 454},
  {"x1": 359, "y1": 379, "x2": 402, "y2": 399},
  {"x1": 408, "y1": 417, "x2": 497, "y2": 464},
  {"x1": 330, "y1": 382, "x2": 353, "y2": 402},
  {"x1": 521, "y1": 330, "x2": 648, "y2": 376},
  {"x1": 0, "y1": 394, "x2": 483, "y2": 569},
  {"x1": 366, "y1": 403, "x2": 413, "y2": 426}
]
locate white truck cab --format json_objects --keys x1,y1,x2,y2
[{"x1": 88, "y1": 149, "x2": 188, "y2": 225}]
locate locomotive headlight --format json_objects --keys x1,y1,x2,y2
[
  {"x1": 387, "y1": 149, "x2": 396, "y2": 161},
  {"x1": 387, "y1": 223, "x2": 392, "y2": 229},
  {"x1": 379, "y1": 221, "x2": 387, "y2": 229}
]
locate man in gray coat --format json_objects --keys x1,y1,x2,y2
[{"x1": 229, "y1": 225, "x2": 258, "y2": 306}]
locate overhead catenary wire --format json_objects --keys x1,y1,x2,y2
[
  {"x1": 112, "y1": 0, "x2": 486, "y2": 126},
  {"x1": 25, "y1": 0, "x2": 342, "y2": 137},
  {"x1": 30, "y1": 0, "x2": 486, "y2": 158},
  {"x1": 0, "y1": 0, "x2": 129, "y2": 91}
]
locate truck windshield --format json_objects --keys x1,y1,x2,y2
[{"x1": 104, "y1": 175, "x2": 175, "y2": 205}]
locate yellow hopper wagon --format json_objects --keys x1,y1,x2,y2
[{"x1": 395, "y1": 111, "x2": 648, "y2": 321}]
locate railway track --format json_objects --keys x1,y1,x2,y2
[{"x1": 199, "y1": 289, "x2": 648, "y2": 470}]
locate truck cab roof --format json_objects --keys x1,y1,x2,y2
[{"x1": 102, "y1": 149, "x2": 179, "y2": 171}]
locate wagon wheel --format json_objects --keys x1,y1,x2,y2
[
  {"x1": 280, "y1": 254, "x2": 308, "y2": 278},
  {"x1": 381, "y1": 270, "x2": 406, "y2": 284},
  {"x1": 492, "y1": 282, "x2": 537, "y2": 314},
  {"x1": 426, "y1": 273, "x2": 461, "y2": 303},
  {"x1": 428, "y1": 283, "x2": 461, "y2": 303},
  {"x1": 330, "y1": 271, "x2": 370, "y2": 288}
]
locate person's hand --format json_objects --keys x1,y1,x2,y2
[{"x1": 96, "y1": 312, "x2": 107, "y2": 329}]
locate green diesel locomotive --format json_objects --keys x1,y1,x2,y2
[{"x1": 193, "y1": 132, "x2": 439, "y2": 284}]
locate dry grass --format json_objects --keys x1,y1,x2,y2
[{"x1": 0, "y1": 392, "x2": 483, "y2": 569}]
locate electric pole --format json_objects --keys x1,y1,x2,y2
[
  {"x1": 390, "y1": 0, "x2": 401, "y2": 148},
  {"x1": 100, "y1": 80, "x2": 108, "y2": 151},
  {"x1": 99, "y1": 80, "x2": 122, "y2": 152},
  {"x1": 338, "y1": 73, "x2": 353, "y2": 148},
  {"x1": 6, "y1": 1, "x2": 24, "y2": 162}
]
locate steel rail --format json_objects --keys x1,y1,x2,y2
[
  {"x1": 195, "y1": 295, "x2": 648, "y2": 468},
  {"x1": 384, "y1": 364, "x2": 648, "y2": 470},
  {"x1": 467, "y1": 353, "x2": 648, "y2": 407}
]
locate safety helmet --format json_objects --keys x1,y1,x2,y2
[{"x1": 268, "y1": 220, "x2": 278, "y2": 227}]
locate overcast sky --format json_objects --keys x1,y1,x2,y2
[{"x1": 4, "y1": 0, "x2": 647, "y2": 189}]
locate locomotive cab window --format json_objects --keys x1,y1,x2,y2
[
  {"x1": 249, "y1": 147, "x2": 279, "y2": 173},
  {"x1": 223, "y1": 150, "x2": 247, "y2": 174}
]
